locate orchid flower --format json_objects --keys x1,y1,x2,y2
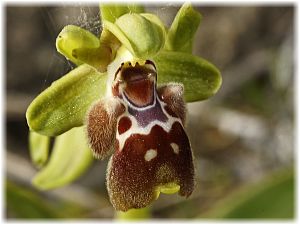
[{"x1": 26, "y1": 3, "x2": 221, "y2": 211}]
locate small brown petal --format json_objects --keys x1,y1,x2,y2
[
  {"x1": 86, "y1": 97, "x2": 125, "y2": 159},
  {"x1": 157, "y1": 83, "x2": 187, "y2": 125}
]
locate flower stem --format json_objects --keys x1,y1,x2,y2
[{"x1": 115, "y1": 206, "x2": 151, "y2": 220}]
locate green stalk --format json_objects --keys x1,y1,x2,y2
[{"x1": 115, "y1": 206, "x2": 151, "y2": 220}]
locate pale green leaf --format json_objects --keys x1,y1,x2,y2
[
  {"x1": 165, "y1": 3, "x2": 202, "y2": 53},
  {"x1": 6, "y1": 181, "x2": 63, "y2": 218},
  {"x1": 32, "y1": 127, "x2": 93, "y2": 190},
  {"x1": 199, "y1": 169, "x2": 294, "y2": 219},
  {"x1": 56, "y1": 25, "x2": 99, "y2": 65},
  {"x1": 104, "y1": 13, "x2": 166, "y2": 59},
  {"x1": 100, "y1": 3, "x2": 144, "y2": 23},
  {"x1": 29, "y1": 131, "x2": 50, "y2": 168},
  {"x1": 26, "y1": 64, "x2": 107, "y2": 136},
  {"x1": 154, "y1": 51, "x2": 222, "y2": 102},
  {"x1": 7, "y1": 180, "x2": 90, "y2": 218}
]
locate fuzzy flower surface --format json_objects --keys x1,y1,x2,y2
[{"x1": 26, "y1": 3, "x2": 221, "y2": 211}]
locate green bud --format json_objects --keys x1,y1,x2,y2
[
  {"x1": 104, "y1": 13, "x2": 166, "y2": 59},
  {"x1": 29, "y1": 131, "x2": 50, "y2": 168},
  {"x1": 100, "y1": 3, "x2": 144, "y2": 23},
  {"x1": 56, "y1": 25, "x2": 99, "y2": 65},
  {"x1": 166, "y1": 3, "x2": 202, "y2": 53}
]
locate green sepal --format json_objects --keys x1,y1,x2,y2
[
  {"x1": 29, "y1": 131, "x2": 50, "y2": 169},
  {"x1": 100, "y1": 3, "x2": 144, "y2": 23},
  {"x1": 26, "y1": 64, "x2": 107, "y2": 136},
  {"x1": 73, "y1": 29, "x2": 122, "y2": 73},
  {"x1": 56, "y1": 25, "x2": 100, "y2": 65},
  {"x1": 104, "y1": 13, "x2": 166, "y2": 59},
  {"x1": 32, "y1": 127, "x2": 93, "y2": 190},
  {"x1": 154, "y1": 51, "x2": 222, "y2": 102},
  {"x1": 72, "y1": 46, "x2": 112, "y2": 72},
  {"x1": 165, "y1": 3, "x2": 202, "y2": 53}
]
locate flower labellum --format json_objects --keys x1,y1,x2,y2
[{"x1": 87, "y1": 60, "x2": 194, "y2": 211}]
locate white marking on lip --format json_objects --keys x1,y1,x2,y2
[
  {"x1": 116, "y1": 97, "x2": 183, "y2": 151},
  {"x1": 170, "y1": 143, "x2": 179, "y2": 154},
  {"x1": 144, "y1": 149, "x2": 157, "y2": 161}
]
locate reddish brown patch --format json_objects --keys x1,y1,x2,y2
[
  {"x1": 118, "y1": 116, "x2": 132, "y2": 135},
  {"x1": 124, "y1": 80, "x2": 154, "y2": 107},
  {"x1": 107, "y1": 122, "x2": 194, "y2": 211}
]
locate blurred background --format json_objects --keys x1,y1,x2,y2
[{"x1": 5, "y1": 3, "x2": 295, "y2": 219}]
